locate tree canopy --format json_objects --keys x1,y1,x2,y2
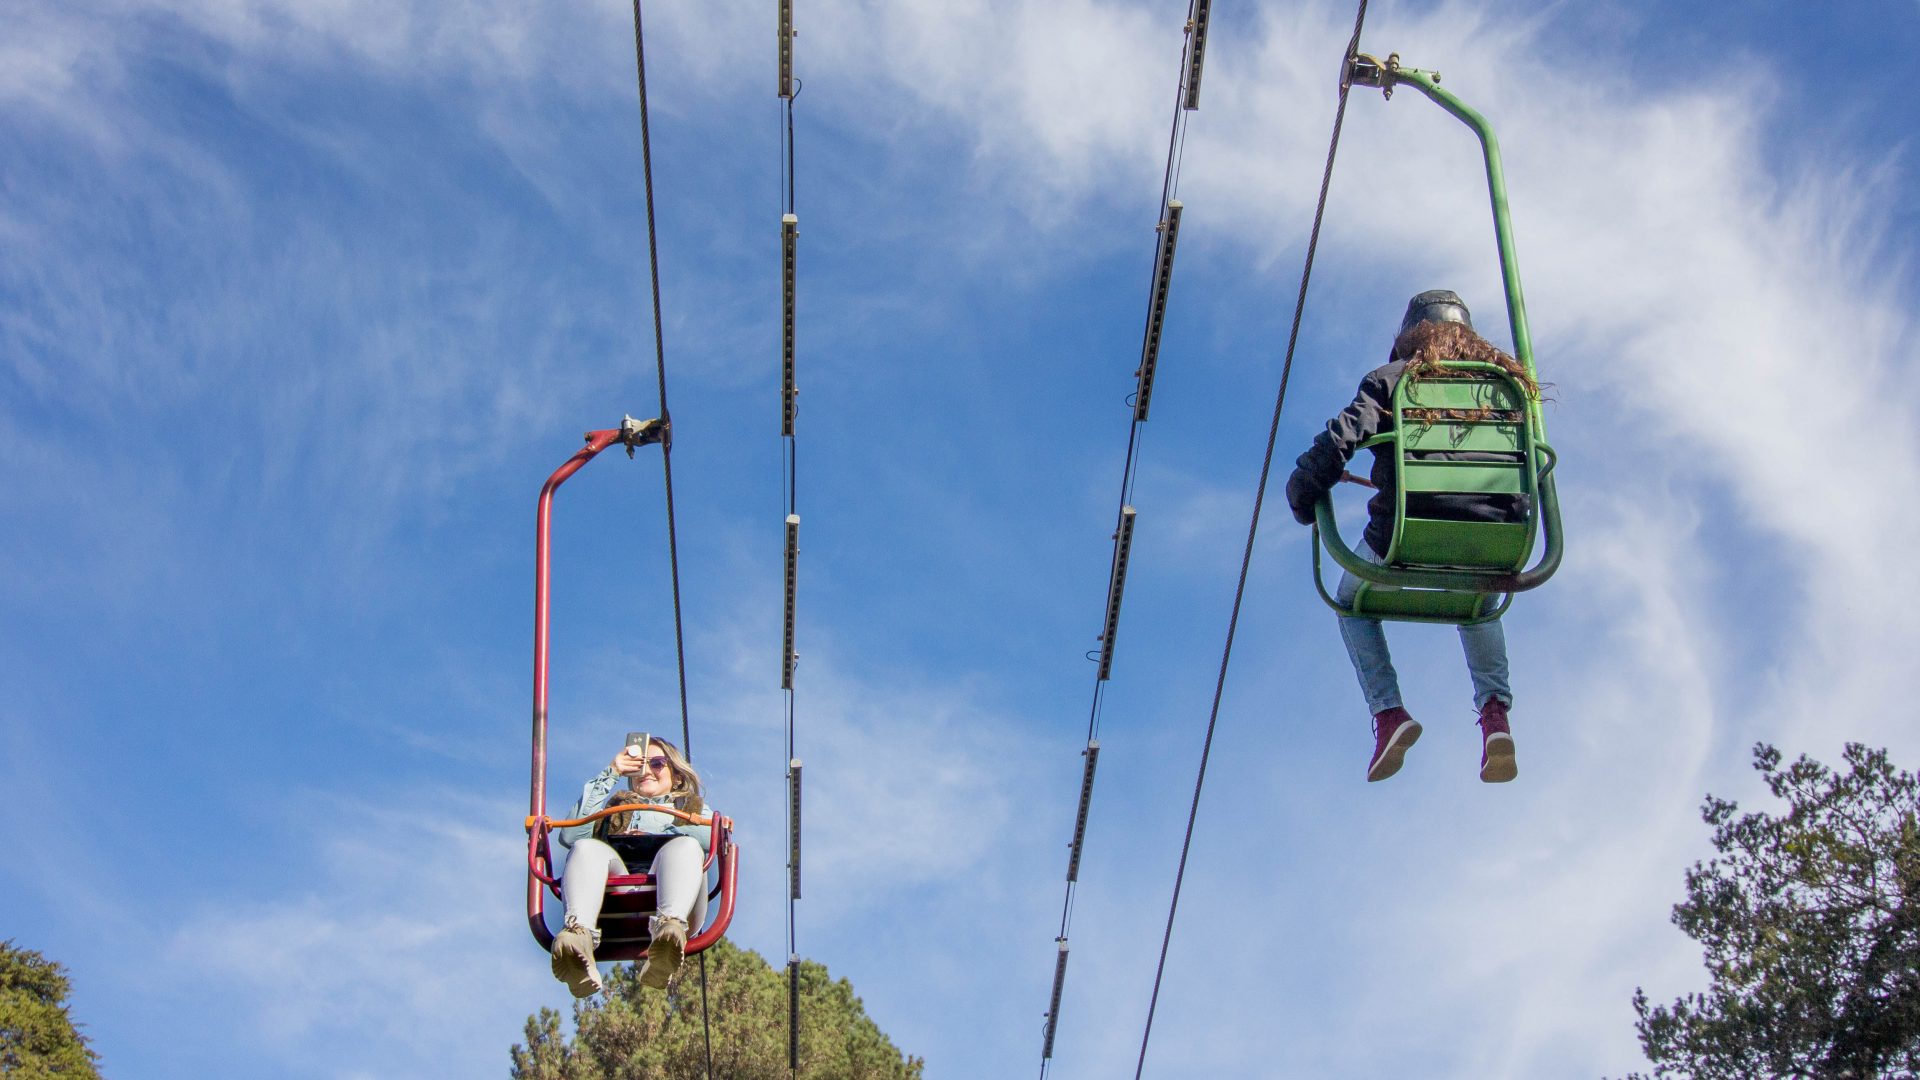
[
  {"x1": 1624, "y1": 742, "x2": 1920, "y2": 1079},
  {"x1": 512, "y1": 939, "x2": 923, "y2": 1079},
  {"x1": 0, "y1": 939, "x2": 101, "y2": 1079}
]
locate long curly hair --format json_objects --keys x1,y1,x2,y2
[
  {"x1": 1393, "y1": 319, "x2": 1540, "y2": 399},
  {"x1": 641, "y1": 735, "x2": 705, "y2": 815}
]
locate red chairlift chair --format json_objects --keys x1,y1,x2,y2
[{"x1": 524, "y1": 420, "x2": 740, "y2": 961}]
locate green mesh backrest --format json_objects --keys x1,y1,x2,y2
[{"x1": 1383, "y1": 367, "x2": 1537, "y2": 572}]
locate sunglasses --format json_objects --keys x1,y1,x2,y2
[{"x1": 631, "y1": 754, "x2": 671, "y2": 773}]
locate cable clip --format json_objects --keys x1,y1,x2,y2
[
  {"x1": 1346, "y1": 52, "x2": 1403, "y2": 98},
  {"x1": 617, "y1": 414, "x2": 670, "y2": 458}
]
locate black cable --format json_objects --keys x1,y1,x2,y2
[
  {"x1": 627, "y1": 0, "x2": 693, "y2": 758},
  {"x1": 779, "y1": 42, "x2": 805, "y2": 1080},
  {"x1": 1131, "y1": 5, "x2": 1371, "y2": 1077},
  {"x1": 697, "y1": 952, "x2": 713, "y2": 1067},
  {"x1": 786, "y1": 83, "x2": 801, "y2": 215},
  {"x1": 627, "y1": 3, "x2": 709, "y2": 1076},
  {"x1": 1039, "y1": 6, "x2": 1205, "y2": 1078}
]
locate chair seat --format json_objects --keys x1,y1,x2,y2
[{"x1": 1394, "y1": 517, "x2": 1532, "y2": 570}]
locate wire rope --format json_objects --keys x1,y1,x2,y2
[
  {"x1": 1038, "y1": 4, "x2": 1206, "y2": 1077},
  {"x1": 778, "y1": 35, "x2": 805, "y2": 1080},
  {"x1": 1130, "y1": 4, "x2": 1372, "y2": 1077},
  {"x1": 626, "y1": 1, "x2": 712, "y2": 1073},
  {"x1": 627, "y1": 0, "x2": 694, "y2": 758}
]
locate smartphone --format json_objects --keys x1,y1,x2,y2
[{"x1": 623, "y1": 730, "x2": 650, "y2": 788}]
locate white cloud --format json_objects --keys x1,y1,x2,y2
[
  {"x1": 146, "y1": 792, "x2": 547, "y2": 1077},
  {"x1": 789, "y1": 1, "x2": 1920, "y2": 1075},
  {"x1": 7, "y1": 0, "x2": 1919, "y2": 1077}
]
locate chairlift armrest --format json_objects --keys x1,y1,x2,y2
[{"x1": 1505, "y1": 471, "x2": 1562, "y2": 592}]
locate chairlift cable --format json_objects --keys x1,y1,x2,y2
[
  {"x1": 627, "y1": 0, "x2": 695, "y2": 760},
  {"x1": 1038, "y1": 2, "x2": 1210, "y2": 1075},
  {"x1": 1131, "y1": 4, "x2": 1372, "y2": 1076},
  {"x1": 627, "y1": 2, "x2": 711, "y2": 1074},
  {"x1": 778, "y1": 12, "x2": 805, "y2": 1077}
]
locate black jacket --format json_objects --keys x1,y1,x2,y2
[{"x1": 1285, "y1": 358, "x2": 1527, "y2": 558}]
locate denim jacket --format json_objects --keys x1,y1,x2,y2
[{"x1": 555, "y1": 766, "x2": 714, "y2": 854}]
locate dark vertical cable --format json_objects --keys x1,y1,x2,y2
[
  {"x1": 778, "y1": 10, "x2": 803, "y2": 1077},
  {"x1": 1039, "y1": 5, "x2": 1206, "y2": 1077},
  {"x1": 628, "y1": 3, "x2": 709, "y2": 1075},
  {"x1": 1131, "y1": 6, "x2": 1373, "y2": 1077},
  {"x1": 628, "y1": 0, "x2": 693, "y2": 759}
]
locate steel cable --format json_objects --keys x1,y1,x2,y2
[
  {"x1": 1038, "y1": 4, "x2": 1207, "y2": 1077},
  {"x1": 1130, "y1": 4, "x2": 1372, "y2": 1076},
  {"x1": 627, "y1": 1, "x2": 712, "y2": 1074},
  {"x1": 778, "y1": 38, "x2": 805, "y2": 1080}
]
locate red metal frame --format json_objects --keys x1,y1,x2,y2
[{"x1": 526, "y1": 427, "x2": 740, "y2": 958}]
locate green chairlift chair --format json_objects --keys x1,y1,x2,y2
[{"x1": 1311, "y1": 55, "x2": 1564, "y2": 624}]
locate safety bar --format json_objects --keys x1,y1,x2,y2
[{"x1": 528, "y1": 803, "x2": 714, "y2": 830}]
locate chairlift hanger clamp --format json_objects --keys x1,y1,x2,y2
[
  {"x1": 1345, "y1": 52, "x2": 1439, "y2": 100},
  {"x1": 614, "y1": 414, "x2": 670, "y2": 458}
]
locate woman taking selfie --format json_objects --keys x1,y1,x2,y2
[{"x1": 548, "y1": 733, "x2": 710, "y2": 998}]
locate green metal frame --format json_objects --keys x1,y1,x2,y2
[
  {"x1": 1312, "y1": 57, "x2": 1563, "y2": 623},
  {"x1": 1312, "y1": 363, "x2": 1560, "y2": 623}
]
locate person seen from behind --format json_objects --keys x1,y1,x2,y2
[{"x1": 1284, "y1": 289, "x2": 1541, "y2": 784}]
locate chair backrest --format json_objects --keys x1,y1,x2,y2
[{"x1": 1382, "y1": 363, "x2": 1538, "y2": 573}]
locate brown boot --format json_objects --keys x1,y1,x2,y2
[
  {"x1": 550, "y1": 916, "x2": 603, "y2": 998},
  {"x1": 638, "y1": 915, "x2": 688, "y2": 990}
]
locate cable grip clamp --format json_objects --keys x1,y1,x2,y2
[
  {"x1": 616, "y1": 414, "x2": 670, "y2": 457},
  {"x1": 1345, "y1": 52, "x2": 1421, "y2": 99}
]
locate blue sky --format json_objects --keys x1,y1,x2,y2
[{"x1": 5, "y1": 1, "x2": 1919, "y2": 1077}]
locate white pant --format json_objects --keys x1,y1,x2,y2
[{"x1": 560, "y1": 836, "x2": 708, "y2": 934}]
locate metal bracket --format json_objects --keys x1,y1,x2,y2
[
  {"x1": 615, "y1": 415, "x2": 670, "y2": 457},
  {"x1": 1344, "y1": 52, "x2": 1427, "y2": 99}
]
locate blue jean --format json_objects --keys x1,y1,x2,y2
[{"x1": 1334, "y1": 545, "x2": 1512, "y2": 715}]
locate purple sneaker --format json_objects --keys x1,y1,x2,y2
[
  {"x1": 1478, "y1": 698, "x2": 1517, "y2": 783},
  {"x1": 1367, "y1": 707, "x2": 1422, "y2": 782}
]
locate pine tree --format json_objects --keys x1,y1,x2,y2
[
  {"x1": 512, "y1": 939, "x2": 923, "y2": 1079},
  {"x1": 0, "y1": 940, "x2": 102, "y2": 1079},
  {"x1": 1623, "y1": 743, "x2": 1920, "y2": 1078}
]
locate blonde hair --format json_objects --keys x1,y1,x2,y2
[{"x1": 596, "y1": 789, "x2": 650, "y2": 839}]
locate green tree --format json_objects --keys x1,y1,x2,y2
[
  {"x1": 511, "y1": 939, "x2": 923, "y2": 1079},
  {"x1": 1623, "y1": 743, "x2": 1920, "y2": 1079},
  {"x1": 0, "y1": 940, "x2": 101, "y2": 1078}
]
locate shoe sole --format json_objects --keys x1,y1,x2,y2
[
  {"x1": 1480, "y1": 733, "x2": 1517, "y2": 783},
  {"x1": 639, "y1": 934, "x2": 684, "y2": 990},
  {"x1": 551, "y1": 940, "x2": 602, "y2": 998},
  {"x1": 1366, "y1": 720, "x2": 1422, "y2": 782}
]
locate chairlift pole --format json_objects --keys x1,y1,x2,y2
[{"x1": 1346, "y1": 54, "x2": 1543, "y2": 438}]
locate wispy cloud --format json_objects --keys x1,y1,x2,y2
[
  {"x1": 6, "y1": 1, "x2": 1918, "y2": 1078},
  {"x1": 145, "y1": 792, "x2": 546, "y2": 1078}
]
